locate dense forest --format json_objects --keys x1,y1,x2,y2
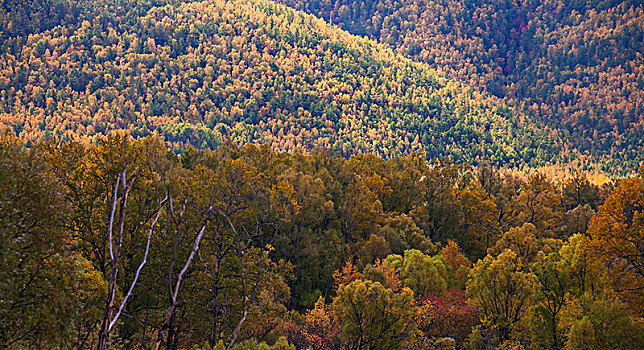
[
  {"x1": 1, "y1": 0, "x2": 643, "y2": 349},
  {"x1": 1, "y1": 132, "x2": 642, "y2": 349},
  {"x1": 277, "y1": 0, "x2": 644, "y2": 173},
  {"x1": 2, "y1": 0, "x2": 641, "y2": 173},
  {"x1": 0, "y1": 0, "x2": 599, "y2": 171}
]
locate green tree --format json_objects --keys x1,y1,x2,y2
[
  {"x1": 333, "y1": 279, "x2": 417, "y2": 350},
  {"x1": 411, "y1": 159, "x2": 465, "y2": 243},
  {"x1": 563, "y1": 297, "x2": 644, "y2": 350},
  {"x1": 467, "y1": 250, "x2": 537, "y2": 341},
  {"x1": 530, "y1": 251, "x2": 570, "y2": 349},
  {"x1": 384, "y1": 249, "x2": 449, "y2": 297},
  {"x1": 0, "y1": 133, "x2": 101, "y2": 347}
]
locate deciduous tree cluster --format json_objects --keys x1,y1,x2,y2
[{"x1": 1, "y1": 132, "x2": 642, "y2": 349}]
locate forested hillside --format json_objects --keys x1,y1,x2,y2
[
  {"x1": 2, "y1": 0, "x2": 643, "y2": 349},
  {"x1": 278, "y1": 0, "x2": 644, "y2": 172},
  {"x1": 1, "y1": 0, "x2": 566, "y2": 168},
  {"x1": 2, "y1": 133, "x2": 643, "y2": 349}
]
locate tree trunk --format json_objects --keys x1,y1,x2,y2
[
  {"x1": 155, "y1": 206, "x2": 213, "y2": 350},
  {"x1": 97, "y1": 170, "x2": 139, "y2": 350}
]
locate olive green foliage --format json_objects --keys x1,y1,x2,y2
[
  {"x1": 530, "y1": 251, "x2": 570, "y2": 349},
  {"x1": 333, "y1": 279, "x2": 416, "y2": 350},
  {"x1": 466, "y1": 250, "x2": 537, "y2": 341},
  {"x1": 0, "y1": 132, "x2": 105, "y2": 348},
  {"x1": 195, "y1": 336, "x2": 295, "y2": 350},
  {"x1": 563, "y1": 297, "x2": 644, "y2": 350},
  {"x1": 384, "y1": 249, "x2": 449, "y2": 297},
  {"x1": 229, "y1": 336, "x2": 295, "y2": 350}
]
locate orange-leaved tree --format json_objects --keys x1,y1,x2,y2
[{"x1": 586, "y1": 167, "x2": 644, "y2": 315}]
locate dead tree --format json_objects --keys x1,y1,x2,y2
[
  {"x1": 154, "y1": 196, "x2": 214, "y2": 350},
  {"x1": 97, "y1": 170, "x2": 165, "y2": 350}
]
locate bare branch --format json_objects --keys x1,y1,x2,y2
[
  {"x1": 175, "y1": 205, "x2": 214, "y2": 299},
  {"x1": 155, "y1": 205, "x2": 214, "y2": 350},
  {"x1": 109, "y1": 193, "x2": 168, "y2": 331},
  {"x1": 108, "y1": 174, "x2": 121, "y2": 262},
  {"x1": 98, "y1": 169, "x2": 140, "y2": 350}
]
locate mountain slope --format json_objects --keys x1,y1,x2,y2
[
  {"x1": 277, "y1": 0, "x2": 644, "y2": 172},
  {"x1": 0, "y1": 0, "x2": 560, "y2": 166}
]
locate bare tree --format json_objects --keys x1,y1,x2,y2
[
  {"x1": 154, "y1": 195, "x2": 214, "y2": 350},
  {"x1": 97, "y1": 170, "x2": 165, "y2": 350}
]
